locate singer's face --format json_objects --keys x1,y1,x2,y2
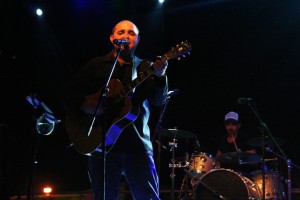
[{"x1": 110, "y1": 20, "x2": 140, "y2": 51}]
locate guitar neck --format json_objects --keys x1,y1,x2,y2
[
  {"x1": 113, "y1": 40, "x2": 191, "y2": 103},
  {"x1": 114, "y1": 65, "x2": 155, "y2": 102}
]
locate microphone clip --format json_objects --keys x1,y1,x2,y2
[
  {"x1": 237, "y1": 97, "x2": 253, "y2": 105},
  {"x1": 167, "y1": 89, "x2": 180, "y2": 97},
  {"x1": 113, "y1": 39, "x2": 129, "y2": 47}
]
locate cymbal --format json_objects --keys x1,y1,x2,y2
[
  {"x1": 215, "y1": 152, "x2": 261, "y2": 164},
  {"x1": 247, "y1": 136, "x2": 286, "y2": 147},
  {"x1": 159, "y1": 128, "x2": 197, "y2": 139}
]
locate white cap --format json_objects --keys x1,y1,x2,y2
[{"x1": 224, "y1": 111, "x2": 239, "y2": 122}]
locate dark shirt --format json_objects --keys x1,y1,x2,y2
[
  {"x1": 217, "y1": 131, "x2": 261, "y2": 173},
  {"x1": 218, "y1": 131, "x2": 254, "y2": 153},
  {"x1": 63, "y1": 51, "x2": 168, "y2": 156}
]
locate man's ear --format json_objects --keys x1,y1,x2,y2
[
  {"x1": 109, "y1": 35, "x2": 114, "y2": 43},
  {"x1": 136, "y1": 35, "x2": 140, "y2": 44}
]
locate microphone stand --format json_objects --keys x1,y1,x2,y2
[
  {"x1": 26, "y1": 133, "x2": 42, "y2": 200},
  {"x1": 245, "y1": 99, "x2": 288, "y2": 200},
  {"x1": 86, "y1": 46, "x2": 123, "y2": 200}
]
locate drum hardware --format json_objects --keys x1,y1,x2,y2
[
  {"x1": 238, "y1": 157, "x2": 278, "y2": 166},
  {"x1": 159, "y1": 127, "x2": 198, "y2": 200},
  {"x1": 237, "y1": 98, "x2": 300, "y2": 200},
  {"x1": 168, "y1": 140, "x2": 193, "y2": 200},
  {"x1": 264, "y1": 146, "x2": 300, "y2": 200},
  {"x1": 169, "y1": 156, "x2": 190, "y2": 168},
  {"x1": 151, "y1": 91, "x2": 195, "y2": 200},
  {"x1": 169, "y1": 137, "x2": 178, "y2": 200},
  {"x1": 151, "y1": 89, "x2": 179, "y2": 184}
]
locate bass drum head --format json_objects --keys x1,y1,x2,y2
[{"x1": 194, "y1": 169, "x2": 261, "y2": 200}]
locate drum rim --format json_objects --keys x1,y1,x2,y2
[
  {"x1": 194, "y1": 168, "x2": 261, "y2": 199},
  {"x1": 191, "y1": 151, "x2": 214, "y2": 158}
]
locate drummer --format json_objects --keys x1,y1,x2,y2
[{"x1": 215, "y1": 111, "x2": 261, "y2": 174}]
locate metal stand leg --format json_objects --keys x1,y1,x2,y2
[
  {"x1": 287, "y1": 159, "x2": 292, "y2": 200},
  {"x1": 169, "y1": 138, "x2": 177, "y2": 200}
]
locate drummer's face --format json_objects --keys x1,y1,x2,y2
[{"x1": 225, "y1": 122, "x2": 240, "y2": 135}]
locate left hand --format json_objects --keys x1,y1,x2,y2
[{"x1": 153, "y1": 56, "x2": 168, "y2": 77}]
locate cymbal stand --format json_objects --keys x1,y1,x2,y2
[
  {"x1": 242, "y1": 98, "x2": 288, "y2": 200},
  {"x1": 266, "y1": 147, "x2": 300, "y2": 200},
  {"x1": 151, "y1": 93, "x2": 172, "y2": 179},
  {"x1": 169, "y1": 138, "x2": 178, "y2": 200}
]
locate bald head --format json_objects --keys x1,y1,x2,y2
[
  {"x1": 112, "y1": 20, "x2": 139, "y2": 35},
  {"x1": 110, "y1": 20, "x2": 140, "y2": 54}
]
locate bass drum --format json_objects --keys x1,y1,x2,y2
[{"x1": 193, "y1": 169, "x2": 261, "y2": 200}]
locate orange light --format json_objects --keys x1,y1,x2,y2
[{"x1": 43, "y1": 187, "x2": 52, "y2": 194}]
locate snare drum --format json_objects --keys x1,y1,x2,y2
[{"x1": 189, "y1": 152, "x2": 215, "y2": 174}]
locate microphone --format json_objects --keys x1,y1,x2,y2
[
  {"x1": 113, "y1": 39, "x2": 129, "y2": 46},
  {"x1": 237, "y1": 97, "x2": 253, "y2": 104},
  {"x1": 167, "y1": 89, "x2": 180, "y2": 96}
]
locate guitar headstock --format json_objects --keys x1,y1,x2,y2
[{"x1": 164, "y1": 40, "x2": 192, "y2": 61}]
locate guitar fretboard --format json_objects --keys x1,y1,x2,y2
[
  {"x1": 114, "y1": 65, "x2": 155, "y2": 102},
  {"x1": 113, "y1": 40, "x2": 191, "y2": 103}
]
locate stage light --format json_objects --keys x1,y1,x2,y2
[
  {"x1": 36, "y1": 8, "x2": 43, "y2": 16},
  {"x1": 43, "y1": 186, "x2": 53, "y2": 194},
  {"x1": 158, "y1": 0, "x2": 165, "y2": 4}
]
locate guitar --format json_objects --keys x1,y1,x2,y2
[{"x1": 65, "y1": 41, "x2": 192, "y2": 156}]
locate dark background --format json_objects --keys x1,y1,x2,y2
[{"x1": 1, "y1": 0, "x2": 300, "y2": 198}]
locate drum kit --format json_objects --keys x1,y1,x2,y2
[{"x1": 158, "y1": 128, "x2": 288, "y2": 200}]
